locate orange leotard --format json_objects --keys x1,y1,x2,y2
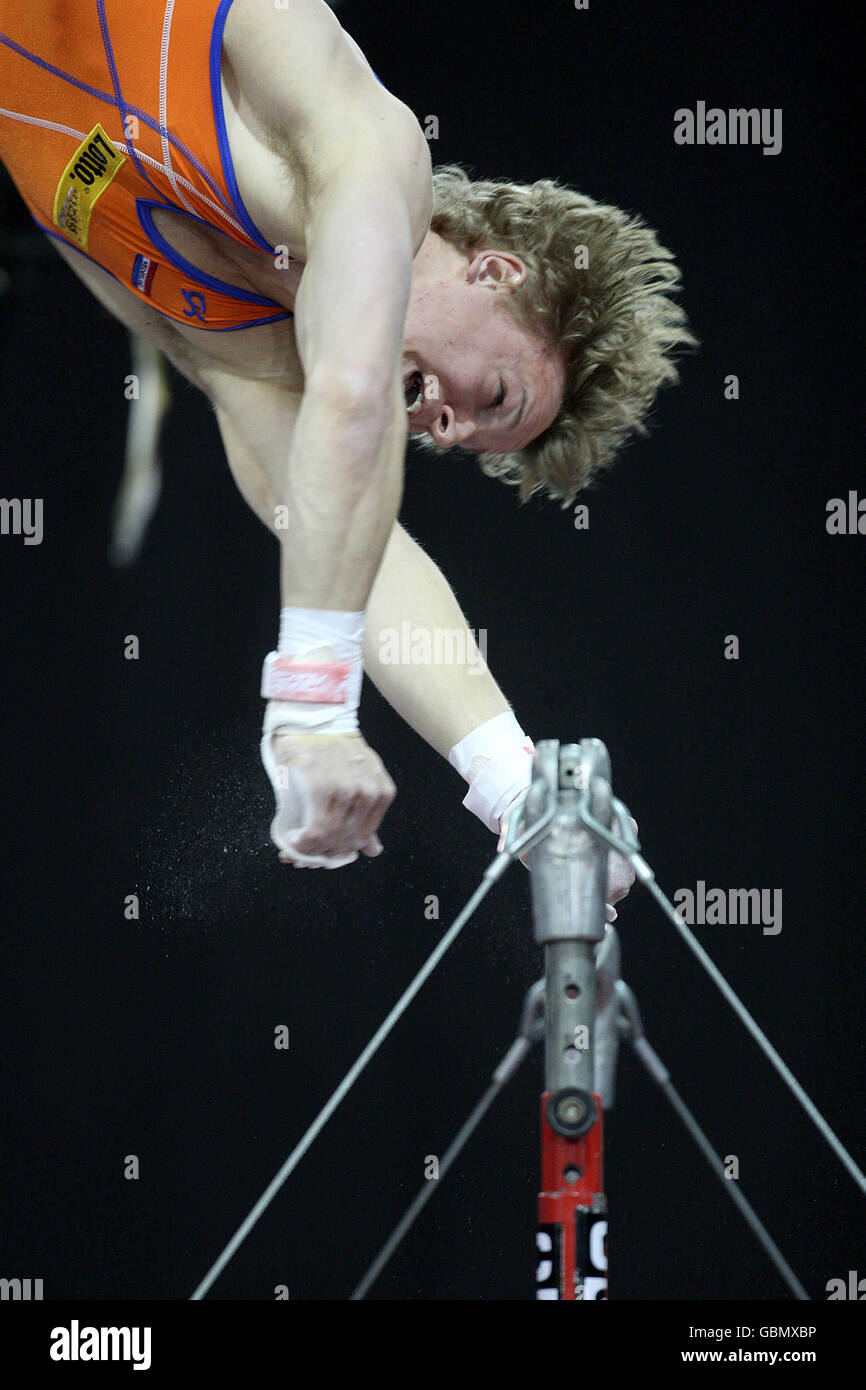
[{"x1": 0, "y1": 0, "x2": 292, "y2": 331}]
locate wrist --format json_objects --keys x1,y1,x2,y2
[
  {"x1": 448, "y1": 711, "x2": 535, "y2": 835},
  {"x1": 262, "y1": 606, "x2": 365, "y2": 735}
]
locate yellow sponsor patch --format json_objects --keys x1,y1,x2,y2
[{"x1": 53, "y1": 123, "x2": 126, "y2": 251}]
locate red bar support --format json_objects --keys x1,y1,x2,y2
[{"x1": 536, "y1": 1092, "x2": 607, "y2": 1300}]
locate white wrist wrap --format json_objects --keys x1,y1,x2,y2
[
  {"x1": 448, "y1": 711, "x2": 535, "y2": 835},
  {"x1": 261, "y1": 607, "x2": 364, "y2": 736},
  {"x1": 278, "y1": 606, "x2": 364, "y2": 660},
  {"x1": 259, "y1": 609, "x2": 366, "y2": 867}
]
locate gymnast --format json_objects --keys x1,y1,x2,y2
[{"x1": 0, "y1": 0, "x2": 692, "y2": 895}]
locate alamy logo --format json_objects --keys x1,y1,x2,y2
[
  {"x1": 674, "y1": 881, "x2": 782, "y2": 935},
  {"x1": 0, "y1": 497, "x2": 43, "y2": 545},
  {"x1": 674, "y1": 103, "x2": 782, "y2": 156},
  {"x1": 49, "y1": 1321, "x2": 152, "y2": 1371},
  {"x1": 378, "y1": 621, "x2": 488, "y2": 673},
  {"x1": 0, "y1": 1277, "x2": 43, "y2": 1300},
  {"x1": 826, "y1": 492, "x2": 866, "y2": 534},
  {"x1": 826, "y1": 1270, "x2": 866, "y2": 1300}
]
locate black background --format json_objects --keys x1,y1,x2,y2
[{"x1": 1, "y1": 0, "x2": 863, "y2": 1302}]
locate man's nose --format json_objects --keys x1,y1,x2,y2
[{"x1": 430, "y1": 400, "x2": 476, "y2": 447}]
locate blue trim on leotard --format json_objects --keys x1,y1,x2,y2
[
  {"x1": 36, "y1": 214, "x2": 292, "y2": 333},
  {"x1": 136, "y1": 200, "x2": 288, "y2": 306},
  {"x1": 209, "y1": 0, "x2": 276, "y2": 253}
]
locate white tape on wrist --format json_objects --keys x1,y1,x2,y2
[
  {"x1": 448, "y1": 710, "x2": 535, "y2": 835},
  {"x1": 261, "y1": 656, "x2": 363, "y2": 734},
  {"x1": 262, "y1": 606, "x2": 365, "y2": 736},
  {"x1": 259, "y1": 608, "x2": 366, "y2": 865},
  {"x1": 278, "y1": 605, "x2": 365, "y2": 660}
]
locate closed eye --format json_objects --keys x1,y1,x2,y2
[{"x1": 489, "y1": 379, "x2": 506, "y2": 411}]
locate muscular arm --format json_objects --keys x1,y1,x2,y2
[
  {"x1": 214, "y1": 387, "x2": 514, "y2": 756},
  {"x1": 363, "y1": 522, "x2": 514, "y2": 758},
  {"x1": 282, "y1": 165, "x2": 415, "y2": 609},
  {"x1": 222, "y1": 0, "x2": 432, "y2": 611},
  {"x1": 207, "y1": 152, "x2": 428, "y2": 611}
]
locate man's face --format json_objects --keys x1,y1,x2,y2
[{"x1": 402, "y1": 247, "x2": 566, "y2": 454}]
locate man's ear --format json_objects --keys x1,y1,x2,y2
[{"x1": 466, "y1": 249, "x2": 527, "y2": 289}]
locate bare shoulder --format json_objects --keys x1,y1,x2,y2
[{"x1": 222, "y1": 0, "x2": 431, "y2": 241}]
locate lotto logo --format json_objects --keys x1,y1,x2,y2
[{"x1": 53, "y1": 123, "x2": 125, "y2": 251}]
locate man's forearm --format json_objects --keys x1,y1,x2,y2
[
  {"x1": 280, "y1": 373, "x2": 406, "y2": 610},
  {"x1": 362, "y1": 521, "x2": 514, "y2": 758}
]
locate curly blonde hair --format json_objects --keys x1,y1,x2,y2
[{"x1": 418, "y1": 165, "x2": 697, "y2": 507}]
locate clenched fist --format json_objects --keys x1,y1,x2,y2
[{"x1": 262, "y1": 730, "x2": 396, "y2": 869}]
